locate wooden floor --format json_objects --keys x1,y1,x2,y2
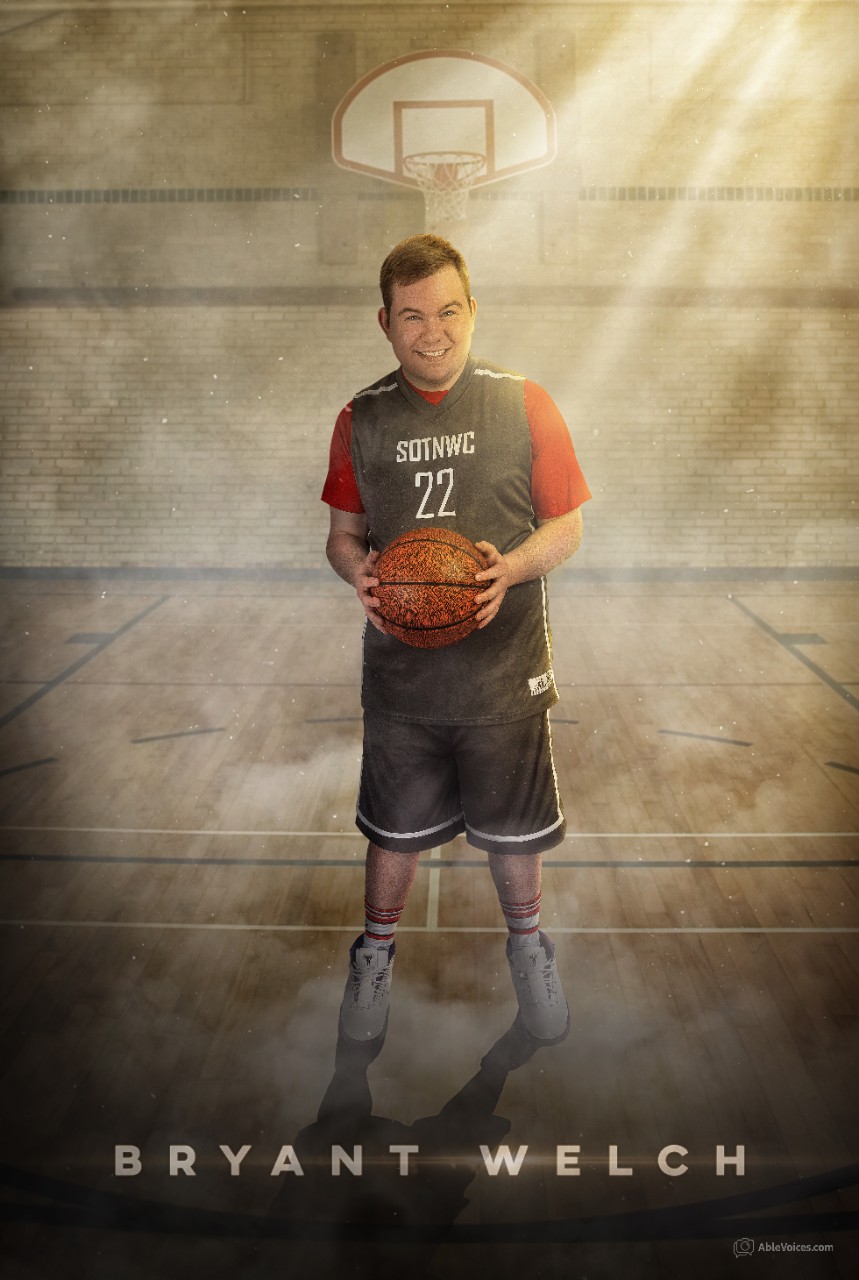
[{"x1": 0, "y1": 572, "x2": 857, "y2": 1279}]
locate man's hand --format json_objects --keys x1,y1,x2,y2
[
  {"x1": 326, "y1": 509, "x2": 389, "y2": 633},
  {"x1": 354, "y1": 549, "x2": 387, "y2": 633},
  {"x1": 473, "y1": 541, "x2": 514, "y2": 629},
  {"x1": 472, "y1": 511, "x2": 584, "y2": 629}
]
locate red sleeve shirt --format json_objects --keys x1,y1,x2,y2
[
  {"x1": 524, "y1": 380, "x2": 592, "y2": 518},
  {"x1": 320, "y1": 379, "x2": 592, "y2": 517},
  {"x1": 321, "y1": 403, "x2": 363, "y2": 513}
]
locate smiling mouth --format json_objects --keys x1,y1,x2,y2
[{"x1": 417, "y1": 348, "x2": 449, "y2": 359}]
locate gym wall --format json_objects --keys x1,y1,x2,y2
[{"x1": 1, "y1": 0, "x2": 856, "y2": 571}]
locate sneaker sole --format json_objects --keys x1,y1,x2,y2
[
  {"x1": 514, "y1": 1005, "x2": 570, "y2": 1046},
  {"x1": 338, "y1": 1007, "x2": 389, "y2": 1046}
]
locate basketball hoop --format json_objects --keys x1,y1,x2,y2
[
  {"x1": 333, "y1": 52, "x2": 556, "y2": 227},
  {"x1": 403, "y1": 151, "x2": 485, "y2": 225}
]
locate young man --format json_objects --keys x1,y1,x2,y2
[{"x1": 322, "y1": 234, "x2": 591, "y2": 1044}]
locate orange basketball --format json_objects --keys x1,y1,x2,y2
[{"x1": 372, "y1": 528, "x2": 487, "y2": 649}]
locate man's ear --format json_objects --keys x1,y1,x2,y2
[{"x1": 377, "y1": 307, "x2": 391, "y2": 339}]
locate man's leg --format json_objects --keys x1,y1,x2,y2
[
  {"x1": 489, "y1": 850, "x2": 568, "y2": 1041},
  {"x1": 451, "y1": 713, "x2": 569, "y2": 1040},
  {"x1": 342, "y1": 713, "x2": 461, "y2": 1041},
  {"x1": 488, "y1": 849, "x2": 542, "y2": 949},
  {"x1": 340, "y1": 842, "x2": 421, "y2": 1042},
  {"x1": 362, "y1": 842, "x2": 420, "y2": 948}
]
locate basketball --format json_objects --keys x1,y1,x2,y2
[{"x1": 372, "y1": 528, "x2": 487, "y2": 648}]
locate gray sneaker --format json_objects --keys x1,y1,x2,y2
[
  {"x1": 506, "y1": 930, "x2": 570, "y2": 1042},
  {"x1": 339, "y1": 935, "x2": 395, "y2": 1041}
]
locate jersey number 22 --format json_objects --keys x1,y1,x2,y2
[{"x1": 415, "y1": 468, "x2": 455, "y2": 519}]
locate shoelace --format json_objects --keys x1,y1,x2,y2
[
  {"x1": 350, "y1": 967, "x2": 390, "y2": 1006},
  {"x1": 516, "y1": 957, "x2": 558, "y2": 1004}
]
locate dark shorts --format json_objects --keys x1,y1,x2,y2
[{"x1": 355, "y1": 710, "x2": 566, "y2": 856}]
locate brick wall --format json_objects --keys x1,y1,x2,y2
[
  {"x1": 1, "y1": 1, "x2": 857, "y2": 570},
  {"x1": 2, "y1": 301, "x2": 855, "y2": 569}
]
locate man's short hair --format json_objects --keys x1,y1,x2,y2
[{"x1": 379, "y1": 234, "x2": 471, "y2": 315}]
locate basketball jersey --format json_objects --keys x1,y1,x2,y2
[{"x1": 350, "y1": 356, "x2": 558, "y2": 725}]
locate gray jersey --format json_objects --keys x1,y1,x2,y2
[{"x1": 350, "y1": 356, "x2": 558, "y2": 725}]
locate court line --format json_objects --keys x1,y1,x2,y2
[
  {"x1": 2, "y1": 576, "x2": 855, "y2": 592},
  {"x1": 730, "y1": 596, "x2": 859, "y2": 712},
  {"x1": 1, "y1": 853, "x2": 856, "y2": 869},
  {"x1": 7, "y1": 679, "x2": 823, "y2": 690},
  {"x1": 426, "y1": 846, "x2": 442, "y2": 929},
  {"x1": 0, "y1": 596, "x2": 170, "y2": 729},
  {"x1": 1, "y1": 826, "x2": 854, "y2": 838},
  {"x1": 41, "y1": 680, "x2": 360, "y2": 688},
  {"x1": 304, "y1": 716, "x2": 362, "y2": 723},
  {"x1": 659, "y1": 729, "x2": 752, "y2": 747},
  {"x1": 828, "y1": 761, "x2": 859, "y2": 777},
  {"x1": 1, "y1": 919, "x2": 856, "y2": 935},
  {"x1": 66, "y1": 631, "x2": 113, "y2": 645},
  {"x1": 131, "y1": 728, "x2": 225, "y2": 744},
  {"x1": 0, "y1": 757, "x2": 58, "y2": 779}
]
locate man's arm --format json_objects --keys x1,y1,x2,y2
[
  {"x1": 473, "y1": 507, "x2": 583, "y2": 629},
  {"x1": 326, "y1": 507, "x2": 387, "y2": 632}
]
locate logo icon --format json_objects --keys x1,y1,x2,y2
[
  {"x1": 733, "y1": 1238, "x2": 755, "y2": 1258},
  {"x1": 528, "y1": 670, "x2": 553, "y2": 696}
]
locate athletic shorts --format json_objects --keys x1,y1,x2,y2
[{"x1": 355, "y1": 709, "x2": 566, "y2": 856}]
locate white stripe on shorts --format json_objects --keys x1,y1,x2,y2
[
  {"x1": 464, "y1": 812, "x2": 565, "y2": 844},
  {"x1": 356, "y1": 807, "x2": 464, "y2": 842}
]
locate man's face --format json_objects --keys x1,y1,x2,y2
[{"x1": 378, "y1": 264, "x2": 477, "y2": 392}]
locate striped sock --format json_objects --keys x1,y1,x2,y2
[
  {"x1": 363, "y1": 897, "x2": 405, "y2": 949},
  {"x1": 499, "y1": 894, "x2": 542, "y2": 949}
]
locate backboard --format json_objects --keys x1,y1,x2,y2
[{"x1": 332, "y1": 50, "x2": 556, "y2": 214}]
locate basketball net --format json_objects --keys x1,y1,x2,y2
[{"x1": 403, "y1": 151, "x2": 485, "y2": 225}]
